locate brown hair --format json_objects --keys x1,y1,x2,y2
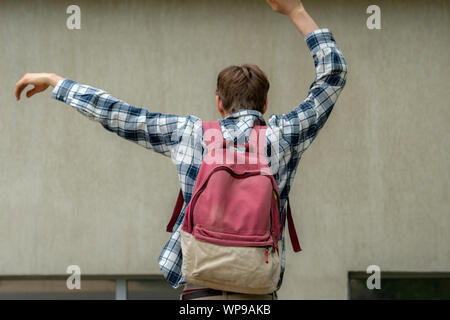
[{"x1": 215, "y1": 64, "x2": 270, "y2": 114}]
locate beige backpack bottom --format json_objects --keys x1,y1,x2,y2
[{"x1": 180, "y1": 230, "x2": 281, "y2": 295}]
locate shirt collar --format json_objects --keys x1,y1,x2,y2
[{"x1": 223, "y1": 109, "x2": 267, "y2": 126}]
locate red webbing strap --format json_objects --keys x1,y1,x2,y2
[
  {"x1": 166, "y1": 189, "x2": 184, "y2": 233},
  {"x1": 286, "y1": 197, "x2": 302, "y2": 252}
]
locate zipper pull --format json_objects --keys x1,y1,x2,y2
[{"x1": 264, "y1": 248, "x2": 269, "y2": 264}]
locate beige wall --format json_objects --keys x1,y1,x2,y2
[{"x1": 0, "y1": 0, "x2": 449, "y2": 299}]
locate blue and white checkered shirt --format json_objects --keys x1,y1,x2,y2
[{"x1": 51, "y1": 28, "x2": 347, "y2": 290}]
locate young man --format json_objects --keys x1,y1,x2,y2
[{"x1": 14, "y1": 0, "x2": 347, "y2": 300}]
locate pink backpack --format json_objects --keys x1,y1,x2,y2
[{"x1": 167, "y1": 121, "x2": 301, "y2": 294}]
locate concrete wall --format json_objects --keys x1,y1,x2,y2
[{"x1": 0, "y1": 0, "x2": 449, "y2": 299}]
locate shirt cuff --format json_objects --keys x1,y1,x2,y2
[
  {"x1": 51, "y1": 78, "x2": 77, "y2": 102},
  {"x1": 304, "y1": 28, "x2": 338, "y2": 56}
]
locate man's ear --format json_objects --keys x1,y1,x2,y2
[
  {"x1": 216, "y1": 95, "x2": 226, "y2": 118},
  {"x1": 262, "y1": 98, "x2": 268, "y2": 115}
]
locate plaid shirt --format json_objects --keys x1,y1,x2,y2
[{"x1": 51, "y1": 28, "x2": 347, "y2": 290}]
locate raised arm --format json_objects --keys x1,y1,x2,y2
[
  {"x1": 267, "y1": 0, "x2": 348, "y2": 153},
  {"x1": 14, "y1": 73, "x2": 193, "y2": 157}
]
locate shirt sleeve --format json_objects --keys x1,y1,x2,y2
[
  {"x1": 51, "y1": 79, "x2": 195, "y2": 157},
  {"x1": 268, "y1": 28, "x2": 348, "y2": 153}
]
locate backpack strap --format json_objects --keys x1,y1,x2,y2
[
  {"x1": 286, "y1": 197, "x2": 302, "y2": 252},
  {"x1": 166, "y1": 189, "x2": 184, "y2": 233}
]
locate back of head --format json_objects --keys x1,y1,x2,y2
[{"x1": 216, "y1": 64, "x2": 270, "y2": 114}]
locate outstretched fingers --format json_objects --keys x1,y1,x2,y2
[{"x1": 14, "y1": 75, "x2": 29, "y2": 101}]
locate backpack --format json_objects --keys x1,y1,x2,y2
[{"x1": 166, "y1": 120, "x2": 301, "y2": 294}]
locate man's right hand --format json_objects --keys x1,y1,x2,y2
[
  {"x1": 267, "y1": 0, "x2": 319, "y2": 37},
  {"x1": 266, "y1": 0, "x2": 303, "y2": 18},
  {"x1": 14, "y1": 73, "x2": 63, "y2": 101}
]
